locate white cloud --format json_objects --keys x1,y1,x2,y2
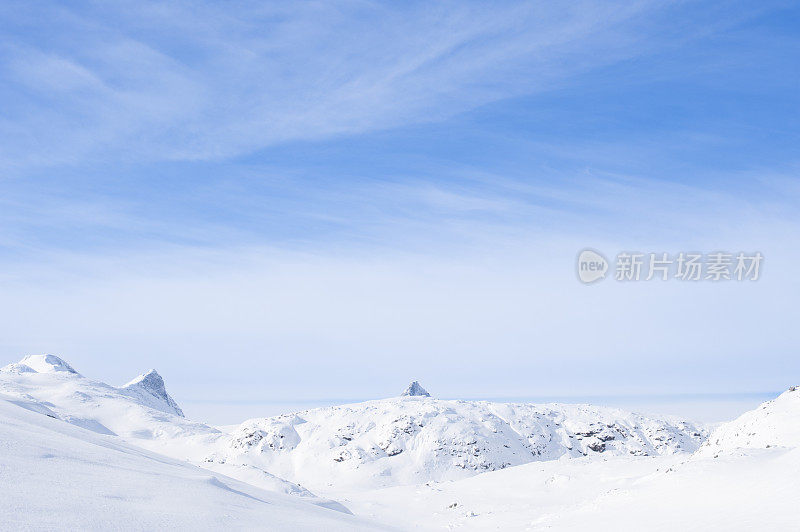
[{"x1": 0, "y1": 0, "x2": 691, "y2": 169}]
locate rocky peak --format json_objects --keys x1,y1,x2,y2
[
  {"x1": 401, "y1": 381, "x2": 430, "y2": 397},
  {"x1": 123, "y1": 369, "x2": 185, "y2": 417}
]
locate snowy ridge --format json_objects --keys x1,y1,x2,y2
[
  {"x1": 0, "y1": 355, "x2": 331, "y2": 500},
  {"x1": 695, "y1": 385, "x2": 800, "y2": 457},
  {"x1": 0, "y1": 354, "x2": 331, "y2": 502},
  {"x1": 2, "y1": 354, "x2": 80, "y2": 375},
  {"x1": 0, "y1": 392, "x2": 383, "y2": 530},
  {"x1": 122, "y1": 369, "x2": 185, "y2": 417},
  {"x1": 0, "y1": 355, "x2": 201, "y2": 440},
  {"x1": 214, "y1": 395, "x2": 707, "y2": 491}
]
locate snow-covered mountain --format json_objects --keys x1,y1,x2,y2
[
  {"x1": 0, "y1": 354, "x2": 325, "y2": 501},
  {"x1": 1, "y1": 359, "x2": 705, "y2": 495},
  {"x1": 0, "y1": 354, "x2": 212, "y2": 440},
  {"x1": 4, "y1": 355, "x2": 798, "y2": 530},
  {"x1": 210, "y1": 382, "x2": 707, "y2": 491},
  {"x1": 122, "y1": 369, "x2": 185, "y2": 417},
  {"x1": 4, "y1": 354, "x2": 80, "y2": 375},
  {"x1": 0, "y1": 359, "x2": 707, "y2": 496},
  {"x1": 696, "y1": 385, "x2": 800, "y2": 457},
  {"x1": 0, "y1": 391, "x2": 384, "y2": 531},
  {"x1": 342, "y1": 387, "x2": 800, "y2": 530}
]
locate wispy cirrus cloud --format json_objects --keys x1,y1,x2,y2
[{"x1": 0, "y1": 0, "x2": 744, "y2": 170}]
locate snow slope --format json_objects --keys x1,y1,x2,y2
[
  {"x1": 0, "y1": 355, "x2": 327, "y2": 500},
  {"x1": 522, "y1": 386, "x2": 800, "y2": 530},
  {"x1": 339, "y1": 447, "x2": 800, "y2": 531},
  {"x1": 212, "y1": 391, "x2": 707, "y2": 491},
  {"x1": 0, "y1": 392, "x2": 387, "y2": 531},
  {"x1": 338, "y1": 388, "x2": 800, "y2": 530},
  {"x1": 696, "y1": 385, "x2": 800, "y2": 457},
  {"x1": 0, "y1": 354, "x2": 218, "y2": 442}
]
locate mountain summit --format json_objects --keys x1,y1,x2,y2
[
  {"x1": 122, "y1": 369, "x2": 185, "y2": 417},
  {"x1": 401, "y1": 381, "x2": 430, "y2": 397},
  {"x1": 1, "y1": 354, "x2": 80, "y2": 375}
]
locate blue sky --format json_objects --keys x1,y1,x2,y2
[{"x1": 1, "y1": 1, "x2": 799, "y2": 411}]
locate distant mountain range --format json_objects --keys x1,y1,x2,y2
[
  {"x1": 4, "y1": 354, "x2": 799, "y2": 528},
  {"x1": 1, "y1": 355, "x2": 708, "y2": 493}
]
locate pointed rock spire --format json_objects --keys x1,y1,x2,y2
[
  {"x1": 401, "y1": 381, "x2": 430, "y2": 397},
  {"x1": 123, "y1": 369, "x2": 185, "y2": 417}
]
